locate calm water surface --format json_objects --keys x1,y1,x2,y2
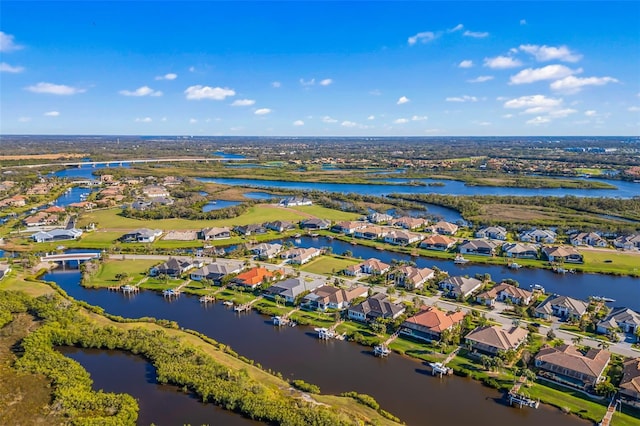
[
  {"x1": 203, "y1": 200, "x2": 241, "y2": 212},
  {"x1": 52, "y1": 186, "x2": 96, "y2": 207},
  {"x1": 59, "y1": 347, "x2": 258, "y2": 426},
  {"x1": 47, "y1": 269, "x2": 588, "y2": 426}
]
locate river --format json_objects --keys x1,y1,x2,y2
[
  {"x1": 46, "y1": 269, "x2": 587, "y2": 426},
  {"x1": 58, "y1": 347, "x2": 257, "y2": 425},
  {"x1": 198, "y1": 177, "x2": 640, "y2": 199}
]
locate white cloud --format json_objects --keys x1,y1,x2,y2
[
  {"x1": 184, "y1": 85, "x2": 235, "y2": 100},
  {"x1": 119, "y1": 86, "x2": 163, "y2": 97},
  {"x1": 271, "y1": 81, "x2": 281, "y2": 88},
  {"x1": 0, "y1": 62, "x2": 24, "y2": 73},
  {"x1": 446, "y1": 95, "x2": 478, "y2": 102},
  {"x1": 484, "y1": 56, "x2": 522, "y2": 69},
  {"x1": 519, "y1": 44, "x2": 582, "y2": 62},
  {"x1": 18, "y1": 116, "x2": 31, "y2": 122},
  {"x1": 341, "y1": 120, "x2": 358, "y2": 128},
  {"x1": 504, "y1": 94, "x2": 563, "y2": 110},
  {"x1": 189, "y1": 118, "x2": 198, "y2": 124},
  {"x1": 411, "y1": 115, "x2": 428, "y2": 121},
  {"x1": 300, "y1": 78, "x2": 315, "y2": 86},
  {"x1": 408, "y1": 31, "x2": 437, "y2": 45},
  {"x1": 189, "y1": 66, "x2": 196, "y2": 72},
  {"x1": 464, "y1": 30, "x2": 489, "y2": 38},
  {"x1": 548, "y1": 108, "x2": 577, "y2": 118},
  {"x1": 448, "y1": 24, "x2": 464, "y2": 33},
  {"x1": 526, "y1": 116, "x2": 551, "y2": 125},
  {"x1": 255, "y1": 108, "x2": 272, "y2": 115},
  {"x1": 509, "y1": 65, "x2": 580, "y2": 85},
  {"x1": 231, "y1": 99, "x2": 256, "y2": 106},
  {"x1": 585, "y1": 110, "x2": 597, "y2": 117},
  {"x1": 467, "y1": 75, "x2": 493, "y2": 83},
  {"x1": 628, "y1": 106, "x2": 640, "y2": 112},
  {"x1": 293, "y1": 120, "x2": 304, "y2": 126},
  {"x1": 0, "y1": 32, "x2": 23, "y2": 52},
  {"x1": 135, "y1": 117, "x2": 152, "y2": 123},
  {"x1": 550, "y1": 75, "x2": 618, "y2": 94},
  {"x1": 44, "y1": 111, "x2": 60, "y2": 117},
  {"x1": 397, "y1": 96, "x2": 410, "y2": 105},
  {"x1": 369, "y1": 89, "x2": 382, "y2": 96},
  {"x1": 322, "y1": 116, "x2": 338, "y2": 123},
  {"x1": 26, "y1": 82, "x2": 86, "y2": 95},
  {"x1": 319, "y1": 78, "x2": 333, "y2": 86},
  {"x1": 394, "y1": 118, "x2": 409, "y2": 124},
  {"x1": 520, "y1": 19, "x2": 527, "y2": 25},
  {"x1": 473, "y1": 121, "x2": 492, "y2": 126},
  {"x1": 367, "y1": 115, "x2": 375, "y2": 120},
  {"x1": 155, "y1": 73, "x2": 177, "y2": 80},
  {"x1": 502, "y1": 114, "x2": 514, "y2": 118},
  {"x1": 458, "y1": 60, "x2": 474, "y2": 68}
]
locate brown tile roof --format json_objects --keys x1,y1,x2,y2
[
  {"x1": 404, "y1": 306, "x2": 465, "y2": 333},
  {"x1": 620, "y1": 358, "x2": 640, "y2": 394},
  {"x1": 235, "y1": 267, "x2": 275, "y2": 286},
  {"x1": 535, "y1": 344, "x2": 610, "y2": 378},
  {"x1": 465, "y1": 325, "x2": 528, "y2": 351}
]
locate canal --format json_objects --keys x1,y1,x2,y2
[{"x1": 46, "y1": 269, "x2": 588, "y2": 426}]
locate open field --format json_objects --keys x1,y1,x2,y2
[
  {"x1": 299, "y1": 255, "x2": 360, "y2": 275},
  {"x1": 289, "y1": 205, "x2": 361, "y2": 221},
  {"x1": 578, "y1": 249, "x2": 640, "y2": 275},
  {"x1": 84, "y1": 259, "x2": 159, "y2": 287},
  {"x1": 0, "y1": 153, "x2": 87, "y2": 160},
  {"x1": 0, "y1": 270, "x2": 53, "y2": 297}
]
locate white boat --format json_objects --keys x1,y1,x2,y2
[
  {"x1": 530, "y1": 284, "x2": 546, "y2": 293},
  {"x1": 374, "y1": 344, "x2": 391, "y2": 357},
  {"x1": 454, "y1": 254, "x2": 469, "y2": 264},
  {"x1": 428, "y1": 362, "x2": 453, "y2": 376},
  {"x1": 591, "y1": 296, "x2": 616, "y2": 303},
  {"x1": 223, "y1": 300, "x2": 234, "y2": 306},
  {"x1": 315, "y1": 327, "x2": 335, "y2": 339},
  {"x1": 508, "y1": 262, "x2": 522, "y2": 269}
]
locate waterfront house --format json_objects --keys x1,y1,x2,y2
[
  {"x1": 570, "y1": 232, "x2": 608, "y2": 247},
  {"x1": 279, "y1": 196, "x2": 312, "y2": 207},
  {"x1": 358, "y1": 258, "x2": 391, "y2": 275},
  {"x1": 300, "y1": 218, "x2": 331, "y2": 230},
  {"x1": 613, "y1": 234, "x2": 640, "y2": 251},
  {"x1": 433, "y1": 221, "x2": 458, "y2": 236},
  {"x1": 68, "y1": 201, "x2": 96, "y2": 210},
  {"x1": 44, "y1": 205, "x2": 66, "y2": 214},
  {"x1": 534, "y1": 295, "x2": 589, "y2": 320},
  {"x1": 150, "y1": 257, "x2": 203, "y2": 278},
  {"x1": 354, "y1": 225, "x2": 388, "y2": 240},
  {"x1": 475, "y1": 226, "x2": 507, "y2": 240},
  {"x1": 234, "y1": 267, "x2": 280, "y2": 289},
  {"x1": 534, "y1": 344, "x2": 610, "y2": 390},
  {"x1": 190, "y1": 261, "x2": 244, "y2": 283},
  {"x1": 264, "y1": 276, "x2": 325, "y2": 304},
  {"x1": 419, "y1": 234, "x2": 457, "y2": 251},
  {"x1": 303, "y1": 285, "x2": 368, "y2": 311},
  {"x1": 199, "y1": 227, "x2": 231, "y2": 241},
  {"x1": 400, "y1": 306, "x2": 465, "y2": 342},
  {"x1": 0, "y1": 195, "x2": 26, "y2": 208},
  {"x1": 542, "y1": 246, "x2": 583, "y2": 263},
  {"x1": 519, "y1": 228, "x2": 557, "y2": 244},
  {"x1": 234, "y1": 224, "x2": 267, "y2": 236},
  {"x1": 0, "y1": 263, "x2": 11, "y2": 280},
  {"x1": 596, "y1": 307, "x2": 640, "y2": 336},
  {"x1": 439, "y1": 276, "x2": 483, "y2": 299},
  {"x1": 120, "y1": 228, "x2": 162, "y2": 243},
  {"x1": 280, "y1": 247, "x2": 322, "y2": 265},
  {"x1": 475, "y1": 283, "x2": 533, "y2": 307},
  {"x1": 250, "y1": 243, "x2": 283, "y2": 260},
  {"x1": 465, "y1": 325, "x2": 528, "y2": 355},
  {"x1": 502, "y1": 242, "x2": 539, "y2": 259},
  {"x1": 31, "y1": 228, "x2": 83, "y2": 243},
  {"x1": 347, "y1": 293, "x2": 405, "y2": 322},
  {"x1": 392, "y1": 265, "x2": 434, "y2": 290},
  {"x1": 142, "y1": 185, "x2": 169, "y2": 198},
  {"x1": 620, "y1": 358, "x2": 640, "y2": 408},
  {"x1": 384, "y1": 230, "x2": 424, "y2": 246},
  {"x1": 265, "y1": 220, "x2": 296, "y2": 233},
  {"x1": 458, "y1": 239, "x2": 500, "y2": 256},
  {"x1": 331, "y1": 220, "x2": 368, "y2": 235},
  {"x1": 367, "y1": 212, "x2": 393, "y2": 224},
  {"x1": 391, "y1": 217, "x2": 428, "y2": 230}
]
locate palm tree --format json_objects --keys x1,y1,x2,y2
[
  {"x1": 597, "y1": 340, "x2": 610, "y2": 350},
  {"x1": 572, "y1": 335, "x2": 583, "y2": 346}
]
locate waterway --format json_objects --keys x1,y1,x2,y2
[
  {"x1": 50, "y1": 163, "x2": 131, "y2": 180},
  {"x1": 47, "y1": 269, "x2": 587, "y2": 426},
  {"x1": 199, "y1": 177, "x2": 640, "y2": 199},
  {"x1": 285, "y1": 236, "x2": 640, "y2": 311},
  {"x1": 58, "y1": 347, "x2": 257, "y2": 425},
  {"x1": 52, "y1": 186, "x2": 95, "y2": 207},
  {"x1": 203, "y1": 200, "x2": 241, "y2": 212}
]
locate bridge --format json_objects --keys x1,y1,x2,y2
[
  {"x1": 8, "y1": 157, "x2": 252, "y2": 169},
  {"x1": 41, "y1": 252, "x2": 101, "y2": 263}
]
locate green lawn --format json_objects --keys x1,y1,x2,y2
[
  {"x1": 578, "y1": 250, "x2": 640, "y2": 276},
  {"x1": 289, "y1": 205, "x2": 361, "y2": 221},
  {"x1": 299, "y1": 256, "x2": 360, "y2": 275},
  {"x1": 0, "y1": 269, "x2": 54, "y2": 297},
  {"x1": 84, "y1": 259, "x2": 159, "y2": 287},
  {"x1": 388, "y1": 336, "x2": 444, "y2": 363},
  {"x1": 574, "y1": 168, "x2": 605, "y2": 176},
  {"x1": 289, "y1": 309, "x2": 337, "y2": 327}
]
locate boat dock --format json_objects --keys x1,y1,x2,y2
[
  {"x1": 272, "y1": 307, "x2": 299, "y2": 326},
  {"x1": 234, "y1": 295, "x2": 263, "y2": 312},
  {"x1": 199, "y1": 294, "x2": 216, "y2": 303},
  {"x1": 507, "y1": 376, "x2": 539, "y2": 409},
  {"x1": 374, "y1": 344, "x2": 391, "y2": 357},
  {"x1": 599, "y1": 398, "x2": 620, "y2": 426},
  {"x1": 316, "y1": 320, "x2": 345, "y2": 340},
  {"x1": 427, "y1": 346, "x2": 460, "y2": 376}
]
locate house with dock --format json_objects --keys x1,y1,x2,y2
[
  {"x1": 354, "y1": 225, "x2": 388, "y2": 240},
  {"x1": 534, "y1": 344, "x2": 610, "y2": 391},
  {"x1": 439, "y1": 276, "x2": 483, "y2": 299},
  {"x1": 190, "y1": 261, "x2": 244, "y2": 283},
  {"x1": 458, "y1": 239, "x2": 500, "y2": 256},
  {"x1": 419, "y1": 234, "x2": 457, "y2": 251},
  {"x1": 620, "y1": 358, "x2": 640, "y2": 408},
  {"x1": 502, "y1": 242, "x2": 539, "y2": 259},
  {"x1": 542, "y1": 246, "x2": 583, "y2": 263},
  {"x1": 347, "y1": 293, "x2": 405, "y2": 322},
  {"x1": 465, "y1": 325, "x2": 528, "y2": 355},
  {"x1": 150, "y1": 257, "x2": 203, "y2": 278},
  {"x1": 264, "y1": 276, "x2": 325, "y2": 304},
  {"x1": 302, "y1": 285, "x2": 369, "y2": 311},
  {"x1": 400, "y1": 306, "x2": 465, "y2": 342},
  {"x1": 331, "y1": 220, "x2": 368, "y2": 235},
  {"x1": 476, "y1": 283, "x2": 533, "y2": 307},
  {"x1": 534, "y1": 295, "x2": 589, "y2": 321},
  {"x1": 384, "y1": 230, "x2": 424, "y2": 246},
  {"x1": 234, "y1": 267, "x2": 282, "y2": 289}
]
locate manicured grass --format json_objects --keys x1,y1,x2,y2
[
  {"x1": 252, "y1": 298, "x2": 292, "y2": 317},
  {"x1": 0, "y1": 270, "x2": 53, "y2": 297},
  {"x1": 574, "y1": 168, "x2": 605, "y2": 176},
  {"x1": 140, "y1": 277, "x2": 184, "y2": 291},
  {"x1": 527, "y1": 380, "x2": 607, "y2": 424},
  {"x1": 578, "y1": 250, "x2": 640, "y2": 276},
  {"x1": 213, "y1": 289, "x2": 258, "y2": 305},
  {"x1": 335, "y1": 320, "x2": 385, "y2": 345},
  {"x1": 289, "y1": 205, "x2": 361, "y2": 221},
  {"x1": 388, "y1": 335, "x2": 443, "y2": 363},
  {"x1": 84, "y1": 259, "x2": 159, "y2": 287},
  {"x1": 299, "y1": 255, "x2": 360, "y2": 275},
  {"x1": 289, "y1": 309, "x2": 337, "y2": 327}
]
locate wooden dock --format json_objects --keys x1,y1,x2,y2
[
  {"x1": 507, "y1": 376, "x2": 539, "y2": 409},
  {"x1": 273, "y1": 307, "x2": 300, "y2": 326},
  {"x1": 599, "y1": 398, "x2": 619, "y2": 426},
  {"x1": 199, "y1": 294, "x2": 216, "y2": 303},
  {"x1": 383, "y1": 330, "x2": 400, "y2": 346},
  {"x1": 234, "y1": 295, "x2": 263, "y2": 312}
]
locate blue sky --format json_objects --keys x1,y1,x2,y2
[{"x1": 1, "y1": 1, "x2": 639, "y2": 136}]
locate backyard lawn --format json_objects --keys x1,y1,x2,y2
[
  {"x1": 299, "y1": 255, "x2": 360, "y2": 275},
  {"x1": 84, "y1": 259, "x2": 159, "y2": 287},
  {"x1": 578, "y1": 249, "x2": 640, "y2": 276}
]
